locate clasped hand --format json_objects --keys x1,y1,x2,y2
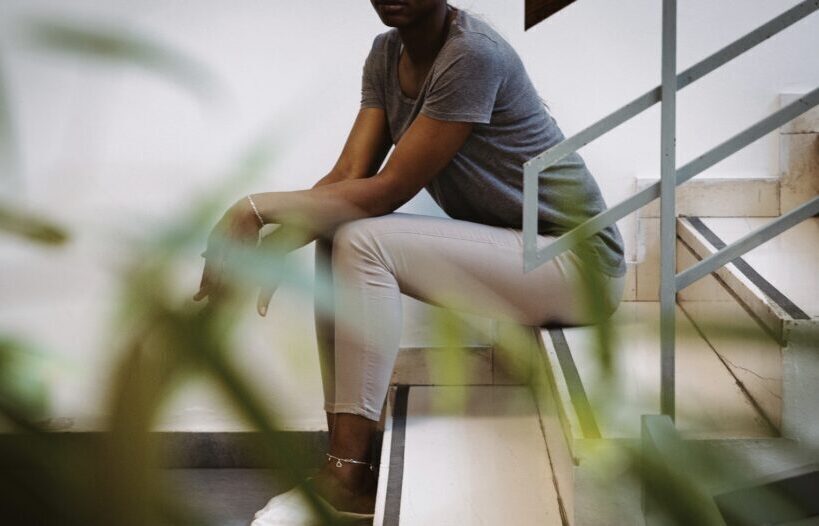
[{"x1": 192, "y1": 197, "x2": 280, "y2": 316}]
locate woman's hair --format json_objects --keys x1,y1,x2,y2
[{"x1": 539, "y1": 96, "x2": 552, "y2": 112}]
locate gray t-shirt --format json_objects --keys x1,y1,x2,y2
[{"x1": 360, "y1": 8, "x2": 627, "y2": 278}]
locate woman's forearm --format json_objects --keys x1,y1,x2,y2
[
  {"x1": 250, "y1": 175, "x2": 396, "y2": 235},
  {"x1": 244, "y1": 170, "x2": 393, "y2": 256}
]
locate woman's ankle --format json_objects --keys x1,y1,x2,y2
[
  {"x1": 325, "y1": 411, "x2": 336, "y2": 439},
  {"x1": 320, "y1": 460, "x2": 376, "y2": 495}
]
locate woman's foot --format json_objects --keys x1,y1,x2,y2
[
  {"x1": 250, "y1": 464, "x2": 377, "y2": 525},
  {"x1": 252, "y1": 410, "x2": 379, "y2": 524}
]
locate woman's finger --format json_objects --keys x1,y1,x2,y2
[
  {"x1": 209, "y1": 250, "x2": 229, "y2": 299},
  {"x1": 194, "y1": 247, "x2": 226, "y2": 301},
  {"x1": 194, "y1": 258, "x2": 214, "y2": 301},
  {"x1": 256, "y1": 283, "x2": 279, "y2": 317}
]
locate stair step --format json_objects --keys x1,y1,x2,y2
[
  {"x1": 529, "y1": 302, "x2": 795, "y2": 525},
  {"x1": 678, "y1": 216, "x2": 818, "y2": 340},
  {"x1": 374, "y1": 385, "x2": 562, "y2": 526},
  {"x1": 541, "y1": 301, "x2": 775, "y2": 445}
]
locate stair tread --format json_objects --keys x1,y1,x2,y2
[
  {"x1": 696, "y1": 217, "x2": 818, "y2": 319},
  {"x1": 548, "y1": 302, "x2": 776, "y2": 440},
  {"x1": 376, "y1": 385, "x2": 562, "y2": 526}
]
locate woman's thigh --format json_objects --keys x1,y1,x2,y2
[{"x1": 331, "y1": 212, "x2": 619, "y2": 328}]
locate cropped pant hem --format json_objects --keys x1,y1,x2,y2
[{"x1": 324, "y1": 401, "x2": 382, "y2": 422}]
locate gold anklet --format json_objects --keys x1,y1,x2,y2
[{"x1": 326, "y1": 452, "x2": 374, "y2": 471}]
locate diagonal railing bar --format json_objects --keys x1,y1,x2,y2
[
  {"x1": 676, "y1": 196, "x2": 819, "y2": 292},
  {"x1": 522, "y1": 0, "x2": 819, "y2": 176},
  {"x1": 523, "y1": 86, "x2": 819, "y2": 272}
]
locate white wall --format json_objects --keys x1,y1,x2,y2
[{"x1": 1, "y1": 0, "x2": 817, "y2": 431}]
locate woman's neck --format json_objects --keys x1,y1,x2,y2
[{"x1": 398, "y1": 4, "x2": 456, "y2": 66}]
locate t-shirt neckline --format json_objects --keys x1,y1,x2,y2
[{"x1": 393, "y1": 8, "x2": 462, "y2": 104}]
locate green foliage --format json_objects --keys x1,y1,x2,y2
[
  {"x1": 23, "y1": 17, "x2": 221, "y2": 101},
  {"x1": 0, "y1": 202, "x2": 68, "y2": 244}
]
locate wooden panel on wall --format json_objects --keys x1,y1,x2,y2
[{"x1": 525, "y1": 0, "x2": 578, "y2": 30}]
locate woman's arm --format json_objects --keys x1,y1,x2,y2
[
  {"x1": 195, "y1": 108, "x2": 392, "y2": 305},
  {"x1": 196, "y1": 112, "x2": 473, "y2": 309},
  {"x1": 251, "y1": 112, "x2": 474, "y2": 234},
  {"x1": 250, "y1": 176, "x2": 393, "y2": 236},
  {"x1": 253, "y1": 114, "x2": 473, "y2": 316}
]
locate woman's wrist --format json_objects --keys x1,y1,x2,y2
[
  {"x1": 228, "y1": 195, "x2": 264, "y2": 232},
  {"x1": 246, "y1": 194, "x2": 266, "y2": 227}
]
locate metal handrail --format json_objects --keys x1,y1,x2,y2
[
  {"x1": 523, "y1": 88, "x2": 819, "y2": 271},
  {"x1": 522, "y1": 0, "x2": 819, "y2": 420}
]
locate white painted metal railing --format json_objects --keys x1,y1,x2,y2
[{"x1": 521, "y1": 0, "x2": 819, "y2": 420}]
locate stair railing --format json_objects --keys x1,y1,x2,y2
[{"x1": 522, "y1": 0, "x2": 819, "y2": 421}]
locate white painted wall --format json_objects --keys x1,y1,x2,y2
[{"x1": 1, "y1": 0, "x2": 817, "y2": 431}]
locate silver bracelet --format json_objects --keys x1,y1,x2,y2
[
  {"x1": 326, "y1": 452, "x2": 374, "y2": 471},
  {"x1": 246, "y1": 194, "x2": 265, "y2": 227}
]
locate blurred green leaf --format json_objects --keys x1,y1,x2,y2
[
  {"x1": 23, "y1": 17, "x2": 221, "y2": 101},
  {"x1": 0, "y1": 201, "x2": 68, "y2": 244},
  {"x1": 0, "y1": 337, "x2": 51, "y2": 421}
]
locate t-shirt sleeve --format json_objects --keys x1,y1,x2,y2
[
  {"x1": 361, "y1": 35, "x2": 385, "y2": 110},
  {"x1": 420, "y1": 34, "x2": 505, "y2": 124}
]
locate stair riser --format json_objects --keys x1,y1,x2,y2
[
  {"x1": 391, "y1": 319, "x2": 542, "y2": 387},
  {"x1": 779, "y1": 132, "x2": 819, "y2": 215},
  {"x1": 781, "y1": 320, "x2": 819, "y2": 443},
  {"x1": 778, "y1": 91, "x2": 817, "y2": 214},
  {"x1": 390, "y1": 338, "x2": 534, "y2": 387},
  {"x1": 634, "y1": 177, "x2": 780, "y2": 220},
  {"x1": 391, "y1": 347, "x2": 494, "y2": 385},
  {"x1": 779, "y1": 92, "x2": 819, "y2": 134}
]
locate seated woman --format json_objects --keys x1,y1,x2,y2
[{"x1": 195, "y1": 1, "x2": 627, "y2": 523}]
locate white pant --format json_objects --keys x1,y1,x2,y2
[{"x1": 314, "y1": 212, "x2": 626, "y2": 421}]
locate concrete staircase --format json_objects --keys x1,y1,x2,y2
[
  {"x1": 658, "y1": 90, "x2": 818, "y2": 445},
  {"x1": 531, "y1": 91, "x2": 818, "y2": 525}
]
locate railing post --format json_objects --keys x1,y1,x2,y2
[
  {"x1": 523, "y1": 163, "x2": 539, "y2": 272},
  {"x1": 660, "y1": 0, "x2": 677, "y2": 420}
]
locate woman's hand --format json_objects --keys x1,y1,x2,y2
[
  {"x1": 193, "y1": 197, "x2": 262, "y2": 303},
  {"x1": 254, "y1": 221, "x2": 319, "y2": 317}
]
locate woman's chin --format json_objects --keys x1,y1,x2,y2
[{"x1": 379, "y1": 15, "x2": 411, "y2": 27}]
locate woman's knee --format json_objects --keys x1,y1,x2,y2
[
  {"x1": 330, "y1": 214, "x2": 415, "y2": 278},
  {"x1": 331, "y1": 215, "x2": 403, "y2": 256}
]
